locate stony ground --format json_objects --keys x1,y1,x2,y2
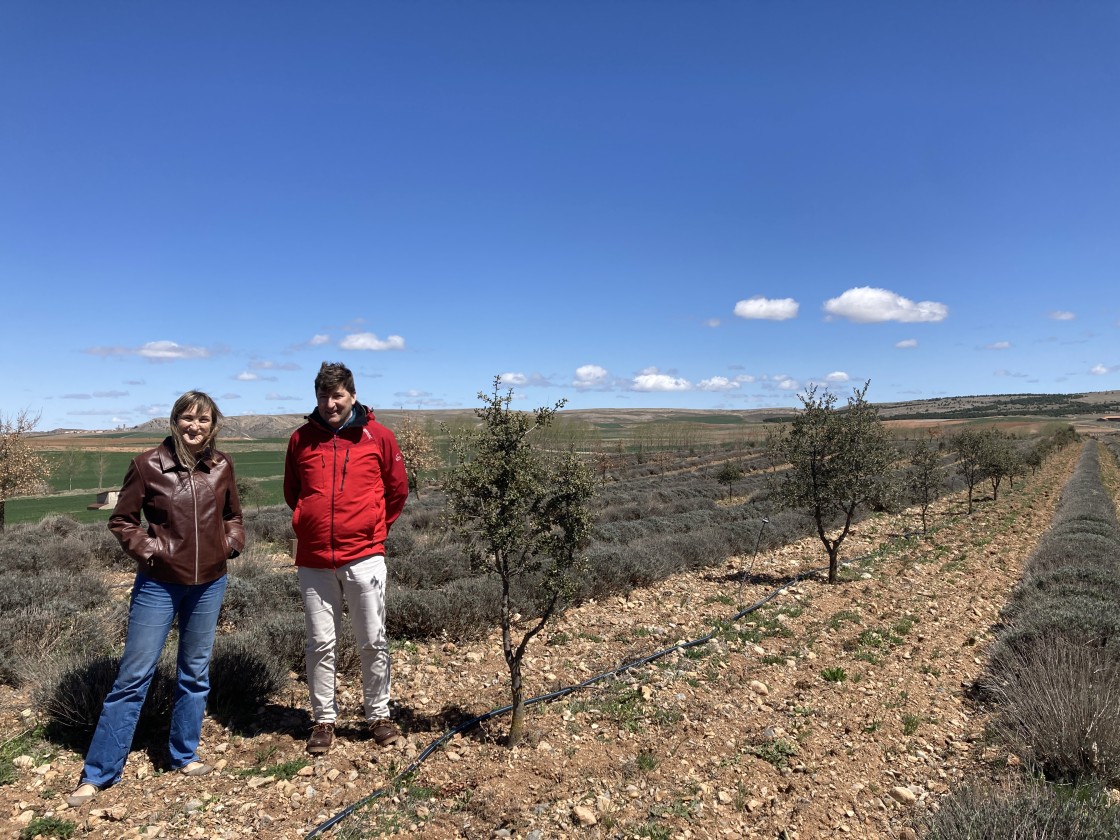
[{"x1": 0, "y1": 441, "x2": 1099, "y2": 840}]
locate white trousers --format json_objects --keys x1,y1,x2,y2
[{"x1": 297, "y1": 555, "x2": 390, "y2": 723}]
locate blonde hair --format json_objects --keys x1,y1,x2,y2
[{"x1": 169, "y1": 390, "x2": 223, "y2": 469}]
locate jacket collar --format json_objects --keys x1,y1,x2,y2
[
  {"x1": 157, "y1": 436, "x2": 216, "y2": 473},
  {"x1": 308, "y1": 402, "x2": 371, "y2": 434}
]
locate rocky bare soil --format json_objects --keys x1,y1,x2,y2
[{"x1": 1, "y1": 441, "x2": 1097, "y2": 840}]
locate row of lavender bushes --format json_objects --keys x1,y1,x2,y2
[{"x1": 919, "y1": 436, "x2": 1120, "y2": 838}]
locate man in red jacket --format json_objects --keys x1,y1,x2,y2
[{"x1": 284, "y1": 362, "x2": 409, "y2": 755}]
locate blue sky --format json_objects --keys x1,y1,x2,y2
[{"x1": 3, "y1": 2, "x2": 1119, "y2": 431}]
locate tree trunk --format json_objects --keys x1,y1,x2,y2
[{"x1": 507, "y1": 661, "x2": 525, "y2": 747}]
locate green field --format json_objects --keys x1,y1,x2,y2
[{"x1": 8, "y1": 447, "x2": 288, "y2": 526}]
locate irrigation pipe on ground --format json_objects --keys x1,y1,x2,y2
[{"x1": 304, "y1": 551, "x2": 846, "y2": 839}]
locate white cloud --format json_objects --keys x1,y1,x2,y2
[
  {"x1": 823, "y1": 287, "x2": 948, "y2": 323},
  {"x1": 87, "y1": 340, "x2": 211, "y2": 360},
  {"x1": 1049, "y1": 310, "x2": 1076, "y2": 321},
  {"x1": 895, "y1": 339, "x2": 918, "y2": 349},
  {"x1": 824, "y1": 371, "x2": 850, "y2": 383},
  {"x1": 734, "y1": 374, "x2": 757, "y2": 384},
  {"x1": 697, "y1": 376, "x2": 739, "y2": 391},
  {"x1": 500, "y1": 372, "x2": 529, "y2": 386},
  {"x1": 139, "y1": 340, "x2": 211, "y2": 360},
  {"x1": 309, "y1": 334, "x2": 330, "y2": 346},
  {"x1": 704, "y1": 318, "x2": 721, "y2": 328},
  {"x1": 985, "y1": 341, "x2": 1011, "y2": 350},
  {"x1": 734, "y1": 296, "x2": 799, "y2": 321},
  {"x1": 772, "y1": 374, "x2": 800, "y2": 391},
  {"x1": 236, "y1": 372, "x2": 259, "y2": 381},
  {"x1": 251, "y1": 360, "x2": 299, "y2": 371},
  {"x1": 632, "y1": 368, "x2": 691, "y2": 392},
  {"x1": 1090, "y1": 364, "x2": 1116, "y2": 375},
  {"x1": 339, "y1": 333, "x2": 406, "y2": 351},
  {"x1": 573, "y1": 364, "x2": 609, "y2": 388}
]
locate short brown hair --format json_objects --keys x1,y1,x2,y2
[{"x1": 315, "y1": 362, "x2": 356, "y2": 397}]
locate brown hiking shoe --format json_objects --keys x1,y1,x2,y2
[
  {"x1": 307, "y1": 722, "x2": 335, "y2": 755},
  {"x1": 370, "y1": 718, "x2": 401, "y2": 747}
]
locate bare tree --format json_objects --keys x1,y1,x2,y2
[
  {"x1": 95, "y1": 452, "x2": 112, "y2": 491},
  {"x1": 444, "y1": 378, "x2": 596, "y2": 746},
  {"x1": 58, "y1": 447, "x2": 87, "y2": 492},
  {"x1": 394, "y1": 413, "x2": 441, "y2": 497},
  {"x1": 768, "y1": 383, "x2": 895, "y2": 584},
  {"x1": 0, "y1": 410, "x2": 52, "y2": 532}
]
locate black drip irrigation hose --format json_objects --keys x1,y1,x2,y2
[{"x1": 305, "y1": 556, "x2": 836, "y2": 838}]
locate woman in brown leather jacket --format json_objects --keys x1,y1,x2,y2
[{"x1": 67, "y1": 391, "x2": 243, "y2": 807}]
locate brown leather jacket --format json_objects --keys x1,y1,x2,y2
[{"x1": 109, "y1": 437, "x2": 244, "y2": 585}]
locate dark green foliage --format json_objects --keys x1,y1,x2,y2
[
  {"x1": 918, "y1": 781, "x2": 1120, "y2": 839},
  {"x1": 768, "y1": 383, "x2": 896, "y2": 583},
  {"x1": 207, "y1": 633, "x2": 288, "y2": 726},
  {"x1": 37, "y1": 653, "x2": 175, "y2": 749}
]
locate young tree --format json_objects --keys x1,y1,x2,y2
[
  {"x1": 444, "y1": 378, "x2": 596, "y2": 746},
  {"x1": 951, "y1": 429, "x2": 987, "y2": 514},
  {"x1": 58, "y1": 447, "x2": 87, "y2": 492},
  {"x1": 394, "y1": 413, "x2": 441, "y2": 496},
  {"x1": 0, "y1": 410, "x2": 52, "y2": 532},
  {"x1": 716, "y1": 462, "x2": 743, "y2": 502},
  {"x1": 768, "y1": 383, "x2": 895, "y2": 584},
  {"x1": 95, "y1": 451, "x2": 112, "y2": 490},
  {"x1": 236, "y1": 476, "x2": 262, "y2": 514},
  {"x1": 906, "y1": 439, "x2": 944, "y2": 535}
]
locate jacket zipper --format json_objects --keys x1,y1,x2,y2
[{"x1": 189, "y1": 469, "x2": 200, "y2": 584}]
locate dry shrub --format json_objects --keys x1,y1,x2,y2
[
  {"x1": 36, "y1": 653, "x2": 175, "y2": 751},
  {"x1": 918, "y1": 780, "x2": 1120, "y2": 840},
  {"x1": 207, "y1": 633, "x2": 289, "y2": 727},
  {"x1": 984, "y1": 635, "x2": 1120, "y2": 785}
]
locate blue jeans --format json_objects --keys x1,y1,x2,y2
[{"x1": 80, "y1": 573, "x2": 227, "y2": 788}]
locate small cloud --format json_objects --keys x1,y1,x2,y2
[
  {"x1": 85, "y1": 340, "x2": 212, "y2": 361},
  {"x1": 895, "y1": 339, "x2": 918, "y2": 349},
  {"x1": 704, "y1": 318, "x2": 721, "y2": 328},
  {"x1": 734, "y1": 373, "x2": 757, "y2": 384},
  {"x1": 339, "y1": 333, "x2": 406, "y2": 351},
  {"x1": 265, "y1": 393, "x2": 304, "y2": 401},
  {"x1": 250, "y1": 360, "x2": 300, "y2": 371},
  {"x1": 994, "y1": 369, "x2": 1029, "y2": 378},
  {"x1": 94, "y1": 390, "x2": 129, "y2": 398},
  {"x1": 62, "y1": 393, "x2": 92, "y2": 400},
  {"x1": 309, "y1": 334, "x2": 330, "y2": 346},
  {"x1": 1090, "y1": 364, "x2": 1116, "y2": 375},
  {"x1": 1049, "y1": 310, "x2": 1076, "y2": 321},
  {"x1": 499, "y1": 372, "x2": 551, "y2": 388},
  {"x1": 824, "y1": 371, "x2": 850, "y2": 383},
  {"x1": 631, "y1": 368, "x2": 691, "y2": 392},
  {"x1": 697, "y1": 376, "x2": 739, "y2": 392},
  {"x1": 139, "y1": 340, "x2": 211, "y2": 360},
  {"x1": 985, "y1": 341, "x2": 1012, "y2": 350},
  {"x1": 823, "y1": 287, "x2": 948, "y2": 323},
  {"x1": 573, "y1": 364, "x2": 610, "y2": 389},
  {"x1": 734, "y1": 296, "x2": 799, "y2": 321}
]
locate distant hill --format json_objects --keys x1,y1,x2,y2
[{"x1": 34, "y1": 390, "x2": 1120, "y2": 439}]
